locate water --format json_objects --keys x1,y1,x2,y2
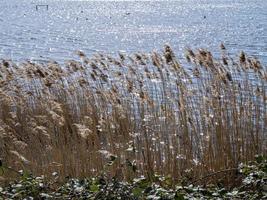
[{"x1": 0, "y1": 0, "x2": 266, "y2": 63}]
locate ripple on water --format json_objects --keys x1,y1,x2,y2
[{"x1": 0, "y1": 0, "x2": 266, "y2": 63}]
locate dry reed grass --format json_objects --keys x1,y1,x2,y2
[{"x1": 0, "y1": 44, "x2": 266, "y2": 185}]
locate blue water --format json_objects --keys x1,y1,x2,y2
[{"x1": 0, "y1": 0, "x2": 266, "y2": 63}]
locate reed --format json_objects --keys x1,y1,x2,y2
[{"x1": 0, "y1": 45, "x2": 266, "y2": 185}]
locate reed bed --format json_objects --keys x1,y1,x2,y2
[{"x1": 0, "y1": 45, "x2": 266, "y2": 185}]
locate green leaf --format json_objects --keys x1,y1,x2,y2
[
  {"x1": 255, "y1": 155, "x2": 265, "y2": 164},
  {"x1": 175, "y1": 193, "x2": 185, "y2": 200},
  {"x1": 136, "y1": 178, "x2": 150, "y2": 189},
  {"x1": 90, "y1": 183, "x2": 99, "y2": 193},
  {"x1": 132, "y1": 187, "x2": 144, "y2": 197}
]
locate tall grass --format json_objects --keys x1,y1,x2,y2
[{"x1": 0, "y1": 45, "x2": 266, "y2": 185}]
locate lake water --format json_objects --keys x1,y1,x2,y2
[{"x1": 0, "y1": 0, "x2": 266, "y2": 63}]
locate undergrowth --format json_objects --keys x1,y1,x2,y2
[{"x1": 0, "y1": 155, "x2": 266, "y2": 199}]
